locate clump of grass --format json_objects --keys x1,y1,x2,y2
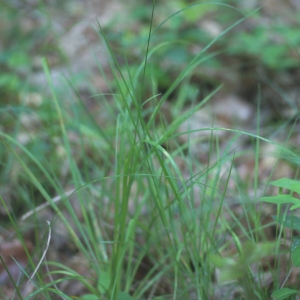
[{"x1": 0, "y1": 1, "x2": 298, "y2": 300}]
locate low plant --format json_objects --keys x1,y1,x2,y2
[
  {"x1": 0, "y1": 1, "x2": 298, "y2": 300},
  {"x1": 260, "y1": 178, "x2": 300, "y2": 299}
]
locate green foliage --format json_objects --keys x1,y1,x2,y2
[
  {"x1": 229, "y1": 24, "x2": 300, "y2": 69},
  {"x1": 291, "y1": 244, "x2": 300, "y2": 267},
  {"x1": 272, "y1": 288, "x2": 299, "y2": 300},
  {"x1": 0, "y1": 1, "x2": 64, "y2": 102},
  {"x1": 276, "y1": 215, "x2": 300, "y2": 231},
  {"x1": 114, "y1": 1, "x2": 300, "y2": 98},
  {"x1": 260, "y1": 178, "x2": 300, "y2": 299},
  {"x1": 260, "y1": 178, "x2": 300, "y2": 210},
  {"x1": 1, "y1": 0, "x2": 299, "y2": 299},
  {"x1": 210, "y1": 241, "x2": 276, "y2": 298},
  {"x1": 210, "y1": 242, "x2": 275, "y2": 282}
]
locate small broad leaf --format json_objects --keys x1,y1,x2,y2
[
  {"x1": 118, "y1": 291, "x2": 134, "y2": 300},
  {"x1": 209, "y1": 255, "x2": 235, "y2": 268},
  {"x1": 270, "y1": 178, "x2": 300, "y2": 192},
  {"x1": 275, "y1": 215, "x2": 300, "y2": 231},
  {"x1": 292, "y1": 184, "x2": 300, "y2": 194},
  {"x1": 272, "y1": 287, "x2": 299, "y2": 299},
  {"x1": 291, "y1": 238, "x2": 300, "y2": 251},
  {"x1": 209, "y1": 255, "x2": 238, "y2": 282},
  {"x1": 97, "y1": 271, "x2": 111, "y2": 294},
  {"x1": 209, "y1": 242, "x2": 275, "y2": 283},
  {"x1": 291, "y1": 243, "x2": 300, "y2": 267},
  {"x1": 259, "y1": 195, "x2": 299, "y2": 205},
  {"x1": 290, "y1": 203, "x2": 300, "y2": 210},
  {"x1": 81, "y1": 294, "x2": 99, "y2": 300}
]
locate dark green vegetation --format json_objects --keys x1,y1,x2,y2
[{"x1": 0, "y1": 1, "x2": 300, "y2": 299}]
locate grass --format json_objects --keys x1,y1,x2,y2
[{"x1": 0, "y1": 1, "x2": 299, "y2": 300}]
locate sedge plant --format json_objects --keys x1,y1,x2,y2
[{"x1": 0, "y1": 1, "x2": 298, "y2": 300}]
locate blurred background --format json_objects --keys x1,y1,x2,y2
[
  {"x1": 1, "y1": 0, "x2": 299, "y2": 186},
  {"x1": 2, "y1": 0, "x2": 300, "y2": 113}
]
